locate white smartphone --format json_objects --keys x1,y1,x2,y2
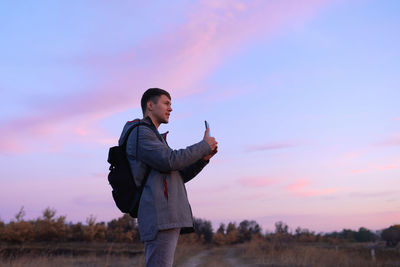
[{"x1": 204, "y1": 120, "x2": 210, "y2": 136}]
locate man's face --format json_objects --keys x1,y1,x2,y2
[{"x1": 148, "y1": 94, "x2": 172, "y2": 124}]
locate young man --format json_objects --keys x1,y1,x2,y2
[{"x1": 118, "y1": 88, "x2": 218, "y2": 266}]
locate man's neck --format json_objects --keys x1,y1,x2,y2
[{"x1": 144, "y1": 114, "x2": 160, "y2": 130}]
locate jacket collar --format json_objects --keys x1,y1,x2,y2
[{"x1": 141, "y1": 116, "x2": 169, "y2": 142}]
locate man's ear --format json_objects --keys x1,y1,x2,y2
[{"x1": 147, "y1": 101, "x2": 153, "y2": 112}]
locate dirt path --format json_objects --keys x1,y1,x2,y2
[{"x1": 179, "y1": 246, "x2": 251, "y2": 267}]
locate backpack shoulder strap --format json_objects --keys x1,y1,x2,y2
[{"x1": 123, "y1": 123, "x2": 162, "y2": 149}]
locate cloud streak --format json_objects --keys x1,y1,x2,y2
[
  {"x1": 285, "y1": 179, "x2": 338, "y2": 197},
  {"x1": 351, "y1": 162, "x2": 398, "y2": 175},
  {"x1": 244, "y1": 142, "x2": 296, "y2": 153}
]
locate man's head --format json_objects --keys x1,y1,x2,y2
[{"x1": 141, "y1": 88, "x2": 172, "y2": 125}]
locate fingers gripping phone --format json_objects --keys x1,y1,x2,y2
[{"x1": 205, "y1": 120, "x2": 210, "y2": 136}]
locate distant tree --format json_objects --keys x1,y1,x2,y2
[
  {"x1": 295, "y1": 227, "x2": 316, "y2": 242},
  {"x1": 323, "y1": 231, "x2": 341, "y2": 244},
  {"x1": 354, "y1": 227, "x2": 376, "y2": 242},
  {"x1": 248, "y1": 220, "x2": 262, "y2": 235},
  {"x1": 43, "y1": 207, "x2": 56, "y2": 220},
  {"x1": 381, "y1": 225, "x2": 400, "y2": 247},
  {"x1": 15, "y1": 206, "x2": 26, "y2": 222},
  {"x1": 237, "y1": 220, "x2": 261, "y2": 242},
  {"x1": 226, "y1": 222, "x2": 237, "y2": 234},
  {"x1": 341, "y1": 229, "x2": 356, "y2": 241},
  {"x1": 217, "y1": 223, "x2": 225, "y2": 235},
  {"x1": 295, "y1": 227, "x2": 302, "y2": 237},
  {"x1": 225, "y1": 222, "x2": 239, "y2": 244},
  {"x1": 193, "y1": 217, "x2": 213, "y2": 243},
  {"x1": 238, "y1": 220, "x2": 251, "y2": 242},
  {"x1": 272, "y1": 221, "x2": 292, "y2": 247},
  {"x1": 275, "y1": 221, "x2": 289, "y2": 235}
]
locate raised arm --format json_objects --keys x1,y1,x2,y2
[{"x1": 136, "y1": 126, "x2": 212, "y2": 172}]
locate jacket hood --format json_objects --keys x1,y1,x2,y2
[{"x1": 118, "y1": 117, "x2": 168, "y2": 146}]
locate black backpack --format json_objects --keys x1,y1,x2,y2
[{"x1": 107, "y1": 122, "x2": 154, "y2": 218}]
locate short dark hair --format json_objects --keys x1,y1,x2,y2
[{"x1": 141, "y1": 88, "x2": 171, "y2": 115}]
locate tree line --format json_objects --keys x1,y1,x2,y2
[{"x1": 1, "y1": 207, "x2": 399, "y2": 247}]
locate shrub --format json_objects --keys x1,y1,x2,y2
[
  {"x1": 2, "y1": 221, "x2": 34, "y2": 243},
  {"x1": 1, "y1": 206, "x2": 34, "y2": 243},
  {"x1": 67, "y1": 222, "x2": 84, "y2": 241},
  {"x1": 382, "y1": 225, "x2": 400, "y2": 247},
  {"x1": 106, "y1": 214, "x2": 139, "y2": 242},
  {"x1": 82, "y1": 216, "x2": 107, "y2": 242},
  {"x1": 33, "y1": 207, "x2": 66, "y2": 241},
  {"x1": 0, "y1": 218, "x2": 5, "y2": 240},
  {"x1": 213, "y1": 232, "x2": 226, "y2": 246}
]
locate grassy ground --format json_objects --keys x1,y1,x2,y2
[
  {"x1": 0, "y1": 242, "x2": 146, "y2": 266},
  {"x1": 0, "y1": 242, "x2": 205, "y2": 267},
  {"x1": 231, "y1": 238, "x2": 400, "y2": 266},
  {"x1": 1, "y1": 240, "x2": 400, "y2": 266}
]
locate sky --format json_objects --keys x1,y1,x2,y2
[{"x1": 1, "y1": 0, "x2": 399, "y2": 233}]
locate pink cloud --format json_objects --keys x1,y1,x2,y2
[
  {"x1": 286, "y1": 179, "x2": 309, "y2": 191},
  {"x1": 351, "y1": 162, "x2": 398, "y2": 175},
  {"x1": 0, "y1": 0, "x2": 337, "y2": 154},
  {"x1": 376, "y1": 163, "x2": 398, "y2": 171},
  {"x1": 238, "y1": 176, "x2": 279, "y2": 187},
  {"x1": 285, "y1": 179, "x2": 338, "y2": 197}
]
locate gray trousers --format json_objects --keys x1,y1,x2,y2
[{"x1": 144, "y1": 228, "x2": 180, "y2": 267}]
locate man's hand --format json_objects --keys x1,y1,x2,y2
[
  {"x1": 203, "y1": 128, "x2": 217, "y2": 150},
  {"x1": 203, "y1": 128, "x2": 218, "y2": 161}
]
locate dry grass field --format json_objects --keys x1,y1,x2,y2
[
  {"x1": 2, "y1": 209, "x2": 399, "y2": 266},
  {"x1": 0, "y1": 242, "x2": 145, "y2": 266},
  {"x1": 0, "y1": 241, "x2": 206, "y2": 267},
  {"x1": 230, "y1": 238, "x2": 400, "y2": 267},
  {"x1": 1, "y1": 239, "x2": 400, "y2": 267}
]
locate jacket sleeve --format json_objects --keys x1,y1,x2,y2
[
  {"x1": 179, "y1": 159, "x2": 209, "y2": 183},
  {"x1": 137, "y1": 126, "x2": 212, "y2": 172}
]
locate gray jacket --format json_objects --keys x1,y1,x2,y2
[{"x1": 118, "y1": 117, "x2": 212, "y2": 241}]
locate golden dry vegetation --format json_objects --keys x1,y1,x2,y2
[{"x1": 1, "y1": 207, "x2": 400, "y2": 266}]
